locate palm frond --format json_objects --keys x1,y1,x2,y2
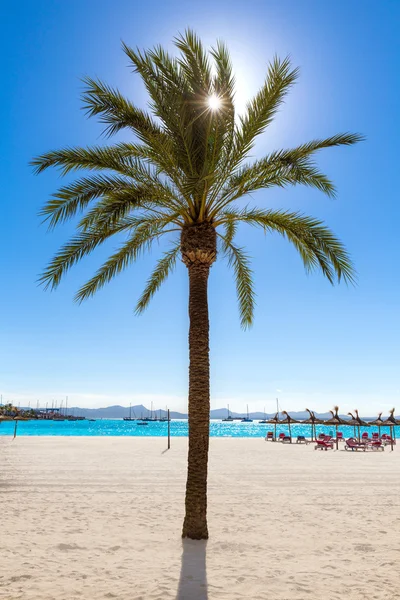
[
  {"x1": 281, "y1": 133, "x2": 364, "y2": 157},
  {"x1": 210, "y1": 157, "x2": 336, "y2": 217},
  {"x1": 213, "y1": 133, "x2": 363, "y2": 212},
  {"x1": 234, "y1": 56, "x2": 298, "y2": 162},
  {"x1": 218, "y1": 208, "x2": 356, "y2": 284},
  {"x1": 31, "y1": 144, "x2": 148, "y2": 177},
  {"x1": 74, "y1": 219, "x2": 175, "y2": 303},
  {"x1": 38, "y1": 222, "x2": 129, "y2": 290},
  {"x1": 135, "y1": 242, "x2": 181, "y2": 314},
  {"x1": 174, "y1": 29, "x2": 212, "y2": 92},
  {"x1": 219, "y1": 209, "x2": 238, "y2": 251},
  {"x1": 81, "y1": 76, "x2": 162, "y2": 140},
  {"x1": 77, "y1": 190, "x2": 154, "y2": 231},
  {"x1": 218, "y1": 234, "x2": 255, "y2": 328},
  {"x1": 39, "y1": 174, "x2": 130, "y2": 229}
]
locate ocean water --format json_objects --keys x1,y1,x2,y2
[{"x1": 0, "y1": 419, "x2": 398, "y2": 438}]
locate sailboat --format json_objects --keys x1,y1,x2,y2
[
  {"x1": 141, "y1": 401, "x2": 158, "y2": 422},
  {"x1": 123, "y1": 404, "x2": 136, "y2": 421},
  {"x1": 259, "y1": 407, "x2": 268, "y2": 424},
  {"x1": 222, "y1": 404, "x2": 234, "y2": 422},
  {"x1": 158, "y1": 409, "x2": 168, "y2": 422},
  {"x1": 241, "y1": 405, "x2": 253, "y2": 422}
]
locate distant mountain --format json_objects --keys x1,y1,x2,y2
[
  {"x1": 64, "y1": 405, "x2": 187, "y2": 419},
  {"x1": 68, "y1": 407, "x2": 342, "y2": 421},
  {"x1": 20, "y1": 404, "x2": 373, "y2": 421},
  {"x1": 209, "y1": 409, "x2": 334, "y2": 420}
]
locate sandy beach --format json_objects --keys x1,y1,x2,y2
[{"x1": 1, "y1": 436, "x2": 399, "y2": 600}]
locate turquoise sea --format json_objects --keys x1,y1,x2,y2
[{"x1": 0, "y1": 419, "x2": 398, "y2": 438}]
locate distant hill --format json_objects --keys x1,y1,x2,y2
[
  {"x1": 51, "y1": 405, "x2": 344, "y2": 421},
  {"x1": 210, "y1": 409, "x2": 334, "y2": 420},
  {"x1": 64, "y1": 405, "x2": 187, "y2": 419}
]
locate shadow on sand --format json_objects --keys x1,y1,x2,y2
[{"x1": 176, "y1": 539, "x2": 208, "y2": 600}]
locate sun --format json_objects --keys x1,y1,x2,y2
[{"x1": 207, "y1": 94, "x2": 221, "y2": 111}]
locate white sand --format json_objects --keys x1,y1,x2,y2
[{"x1": 1, "y1": 436, "x2": 399, "y2": 600}]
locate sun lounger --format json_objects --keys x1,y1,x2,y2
[
  {"x1": 281, "y1": 435, "x2": 292, "y2": 444},
  {"x1": 265, "y1": 431, "x2": 275, "y2": 441},
  {"x1": 381, "y1": 435, "x2": 396, "y2": 446},
  {"x1": 314, "y1": 438, "x2": 334, "y2": 450},
  {"x1": 345, "y1": 438, "x2": 366, "y2": 452},
  {"x1": 337, "y1": 432, "x2": 344, "y2": 442},
  {"x1": 296, "y1": 435, "x2": 308, "y2": 444},
  {"x1": 368, "y1": 440, "x2": 384, "y2": 451},
  {"x1": 278, "y1": 433, "x2": 286, "y2": 442}
]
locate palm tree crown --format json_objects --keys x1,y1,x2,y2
[{"x1": 32, "y1": 30, "x2": 361, "y2": 325}]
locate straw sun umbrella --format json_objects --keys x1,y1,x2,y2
[
  {"x1": 0, "y1": 415, "x2": 14, "y2": 424},
  {"x1": 354, "y1": 409, "x2": 370, "y2": 441},
  {"x1": 265, "y1": 412, "x2": 281, "y2": 441},
  {"x1": 281, "y1": 411, "x2": 300, "y2": 443},
  {"x1": 369, "y1": 412, "x2": 385, "y2": 438},
  {"x1": 346, "y1": 412, "x2": 359, "y2": 439},
  {"x1": 12, "y1": 416, "x2": 29, "y2": 439},
  {"x1": 303, "y1": 409, "x2": 324, "y2": 441},
  {"x1": 383, "y1": 408, "x2": 399, "y2": 452},
  {"x1": 323, "y1": 407, "x2": 348, "y2": 450}
]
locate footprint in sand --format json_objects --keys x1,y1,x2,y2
[
  {"x1": 56, "y1": 543, "x2": 86, "y2": 551},
  {"x1": 354, "y1": 544, "x2": 375, "y2": 553},
  {"x1": 9, "y1": 575, "x2": 32, "y2": 583}
]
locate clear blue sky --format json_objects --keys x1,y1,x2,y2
[{"x1": 1, "y1": 0, "x2": 399, "y2": 414}]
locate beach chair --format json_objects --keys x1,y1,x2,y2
[
  {"x1": 337, "y1": 431, "x2": 344, "y2": 442},
  {"x1": 281, "y1": 436, "x2": 292, "y2": 444},
  {"x1": 296, "y1": 435, "x2": 308, "y2": 444},
  {"x1": 368, "y1": 439, "x2": 384, "y2": 451},
  {"x1": 278, "y1": 433, "x2": 286, "y2": 442},
  {"x1": 345, "y1": 438, "x2": 366, "y2": 452},
  {"x1": 314, "y1": 438, "x2": 334, "y2": 450},
  {"x1": 265, "y1": 431, "x2": 274, "y2": 442},
  {"x1": 361, "y1": 432, "x2": 370, "y2": 442},
  {"x1": 381, "y1": 435, "x2": 396, "y2": 446},
  {"x1": 372, "y1": 432, "x2": 380, "y2": 441},
  {"x1": 318, "y1": 433, "x2": 326, "y2": 440}
]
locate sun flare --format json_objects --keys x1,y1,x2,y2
[{"x1": 207, "y1": 94, "x2": 221, "y2": 110}]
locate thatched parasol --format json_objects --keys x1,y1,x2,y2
[
  {"x1": 383, "y1": 408, "x2": 399, "y2": 452},
  {"x1": 0, "y1": 415, "x2": 14, "y2": 422},
  {"x1": 303, "y1": 409, "x2": 324, "y2": 441},
  {"x1": 280, "y1": 411, "x2": 300, "y2": 442},
  {"x1": 354, "y1": 409, "x2": 370, "y2": 442},
  {"x1": 346, "y1": 412, "x2": 359, "y2": 438},
  {"x1": 323, "y1": 407, "x2": 348, "y2": 449},
  {"x1": 265, "y1": 412, "x2": 281, "y2": 441},
  {"x1": 354, "y1": 409, "x2": 369, "y2": 428},
  {"x1": 12, "y1": 416, "x2": 30, "y2": 439},
  {"x1": 369, "y1": 412, "x2": 385, "y2": 438}
]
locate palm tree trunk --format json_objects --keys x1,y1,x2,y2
[
  {"x1": 182, "y1": 262, "x2": 211, "y2": 539},
  {"x1": 181, "y1": 223, "x2": 216, "y2": 540}
]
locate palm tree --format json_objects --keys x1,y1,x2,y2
[{"x1": 32, "y1": 31, "x2": 361, "y2": 540}]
